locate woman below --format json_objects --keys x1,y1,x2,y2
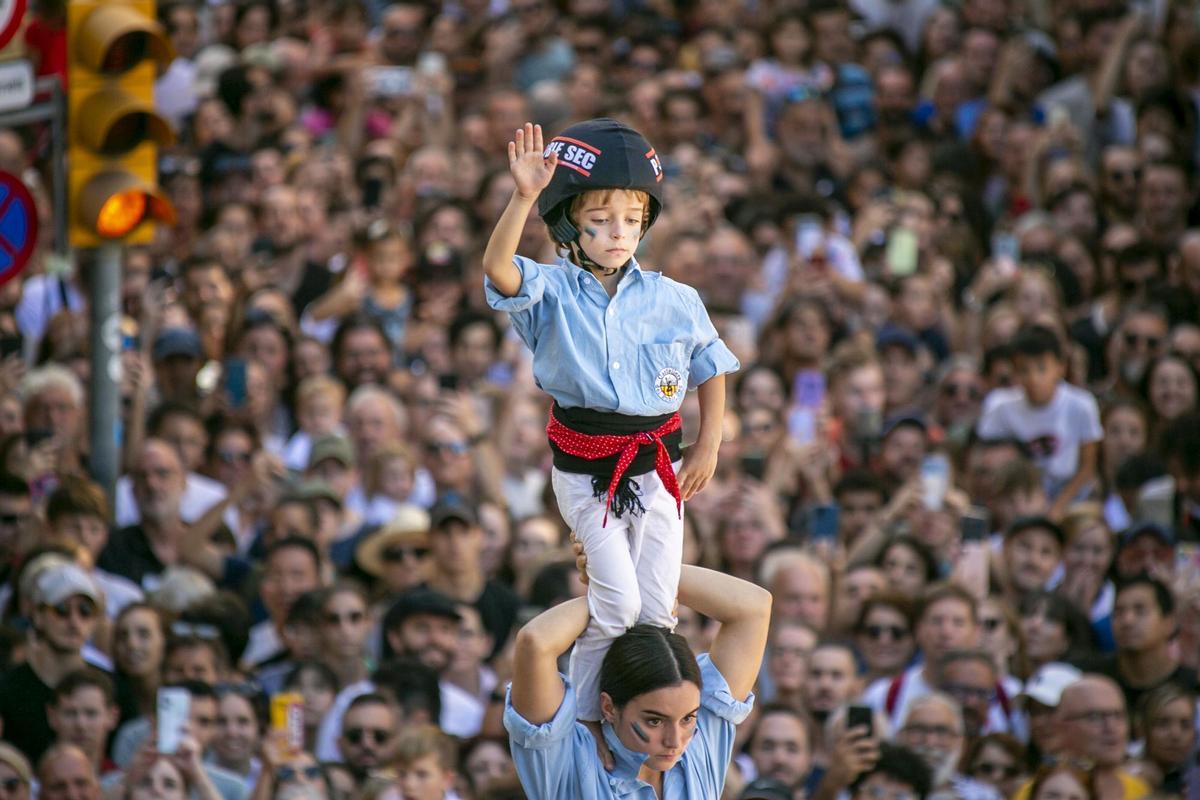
[{"x1": 504, "y1": 562, "x2": 771, "y2": 798}]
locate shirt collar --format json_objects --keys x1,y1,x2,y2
[
  {"x1": 560, "y1": 255, "x2": 645, "y2": 294},
  {"x1": 602, "y1": 720, "x2": 651, "y2": 786}
]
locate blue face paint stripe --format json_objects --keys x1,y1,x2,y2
[{"x1": 630, "y1": 722, "x2": 651, "y2": 743}]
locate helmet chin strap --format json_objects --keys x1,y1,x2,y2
[{"x1": 568, "y1": 235, "x2": 623, "y2": 278}]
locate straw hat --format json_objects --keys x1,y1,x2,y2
[{"x1": 356, "y1": 505, "x2": 431, "y2": 577}]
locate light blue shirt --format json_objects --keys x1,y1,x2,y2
[
  {"x1": 485, "y1": 256, "x2": 740, "y2": 416},
  {"x1": 503, "y1": 653, "x2": 754, "y2": 799}
]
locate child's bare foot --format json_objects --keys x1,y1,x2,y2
[{"x1": 582, "y1": 719, "x2": 614, "y2": 771}]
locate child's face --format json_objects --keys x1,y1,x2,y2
[
  {"x1": 380, "y1": 455, "x2": 414, "y2": 499},
  {"x1": 300, "y1": 394, "x2": 341, "y2": 436},
  {"x1": 398, "y1": 754, "x2": 452, "y2": 800},
  {"x1": 573, "y1": 189, "x2": 646, "y2": 271},
  {"x1": 1014, "y1": 352, "x2": 1063, "y2": 405}
]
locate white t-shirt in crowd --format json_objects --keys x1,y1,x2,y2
[{"x1": 976, "y1": 383, "x2": 1103, "y2": 497}]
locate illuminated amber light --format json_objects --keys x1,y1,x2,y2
[{"x1": 96, "y1": 190, "x2": 146, "y2": 238}]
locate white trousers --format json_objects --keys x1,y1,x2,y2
[{"x1": 552, "y1": 463, "x2": 684, "y2": 720}]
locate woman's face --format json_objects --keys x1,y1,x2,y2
[
  {"x1": 464, "y1": 741, "x2": 515, "y2": 795},
  {"x1": 739, "y1": 369, "x2": 787, "y2": 414},
  {"x1": 856, "y1": 605, "x2": 914, "y2": 676},
  {"x1": 1149, "y1": 359, "x2": 1197, "y2": 421},
  {"x1": 784, "y1": 306, "x2": 831, "y2": 363},
  {"x1": 215, "y1": 694, "x2": 261, "y2": 767},
  {"x1": 292, "y1": 669, "x2": 335, "y2": 730},
  {"x1": 131, "y1": 759, "x2": 186, "y2": 800},
  {"x1": 771, "y1": 18, "x2": 809, "y2": 64},
  {"x1": 1014, "y1": 273, "x2": 1057, "y2": 322},
  {"x1": 240, "y1": 327, "x2": 289, "y2": 382},
  {"x1": 1064, "y1": 523, "x2": 1114, "y2": 579},
  {"x1": 720, "y1": 509, "x2": 770, "y2": 568},
  {"x1": 606, "y1": 682, "x2": 702, "y2": 772},
  {"x1": 968, "y1": 742, "x2": 1023, "y2": 797},
  {"x1": 512, "y1": 519, "x2": 558, "y2": 576},
  {"x1": 1020, "y1": 606, "x2": 1068, "y2": 666},
  {"x1": 115, "y1": 608, "x2": 165, "y2": 679},
  {"x1": 1146, "y1": 697, "x2": 1196, "y2": 768},
  {"x1": 1103, "y1": 407, "x2": 1146, "y2": 471},
  {"x1": 293, "y1": 339, "x2": 331, "y2": 383},
  {"x1": 881, "y1": 543, "x2": 926, "y2": 598},
  {"x1": 1032, "y1": 770, "x2": 1088, "y2": 800}
]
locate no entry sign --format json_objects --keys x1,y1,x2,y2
[{"x1": 0, "y1": 170, "x2": 37, "y2": 287}]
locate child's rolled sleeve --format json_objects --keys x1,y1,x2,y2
[
  {"x1": 688, "y1": 339, "x2": 740, "y2": 389},
  {"x1": 484, "y1": 255, "x2": 545, "y2": 313}
]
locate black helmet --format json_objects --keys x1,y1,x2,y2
[{"x1": 537, "y1": 118, "x2": 665, "y2": 245}]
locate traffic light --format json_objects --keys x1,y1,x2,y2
[{"x1": 67, "y1": 0, "x2": 177, "y2": 246}]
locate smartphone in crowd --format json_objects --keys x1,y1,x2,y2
[
  {"x1": 961, "y1": 506, "x2": 990, "y2": 543},
  {"x1": 848, "y1": 705, "x2": 874, "y2": 737},
  {"x1": 224, "y1": 358, "x2": 248, "y2": 410},
  {"x1": 808, "y1": 504, "x2": 840, "y2": 543},
  {"x1": 156, "y1": 688, "x2": 190, "y2": 754},
  {"x1": 920, "y1": 453, "x2": 951, "y2": 511},
  {"x1": 788, "y1": 370, "x2": 825, "y2": 445},
  {"x1": 369, "y1": 66, "x2": 415, "y2": 97}
]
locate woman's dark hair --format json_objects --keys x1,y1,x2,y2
[
  {"x1": 854, "y1": 591, "x2": 917, "y2": 634},
  {"x1": 733, "y1": 362, "x2": 789, "y2": 411},
  {"x1": 179, "y1": 591, "x2": 252, "y2": 666},
  {"x1": 598, "y1": 625, "x2": 702, "y2": 708},
  {"x1": 1138, "y1": 353, "x2": 1200, "y2": 425},
  {"x1": 284, "y1": 660, "x2": 339, "y2": 694},
  {"x1": 876, "y1": 535, "x2": 940, "y2": 586},
  {"x1": 1019, "y1": 591, "x2": 1098, "y2": 664}
]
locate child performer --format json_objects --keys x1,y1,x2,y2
[{"x1": 482, "y1": 119, "x2": 739, "y2": 723}]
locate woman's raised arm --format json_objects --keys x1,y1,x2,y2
[
  {"x1": 509, "y1": 596, "x2": 591, "y2": 724},
  {"x1": 676, "y1": 565, "x2": 772, "y2": 701}
]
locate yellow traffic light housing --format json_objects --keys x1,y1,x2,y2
[{"x1": 68, "y1": 0, "x2": 176, "y2": 246}]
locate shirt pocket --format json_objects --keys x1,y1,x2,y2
[{"x1": 638, "y1": 342, "x2": 689, "y2": 410}]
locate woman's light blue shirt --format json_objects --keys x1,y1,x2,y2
[
  {"x1": 503, "y1": 654, "x2": 754, "y2": 799},
  {"x1": 484, "y1": 256, "x2": 740, "y2": 416}
]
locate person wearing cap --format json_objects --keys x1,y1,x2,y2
[
  {"x1": 1019, "y1": 662, "x2": 1082, "y2": 764},
  {"x1": 151, "y1": 328, "x2": 205, "y2": 406},
  {"x1": 1095, "y1": 574, "x2": 1199, "y2": 716},
  {"x1": 0, "y1": 743, "x2": 32, "y2": 800},
  {"x1": 876, "y1": 325, "x2": 927, "y2": 418},
  {"x1": 306, "y1": 433, "x2": 358, "y2": 503},
  {"x1": 484, "y1": 119, "x2": 739, "y2": 727},
  {"x1": 424, "y1": 498, "x2": 519, "y2": 658},
  {"x1": 0, "y1": 563, "x2": 103, "y2": 763},
  {"x1": 1001, "y1": 517, "x2": 1065, "y2": 601}
]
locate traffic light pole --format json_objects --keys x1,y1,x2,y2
[{"x1": 88, "y1": 243, "x2": 121, "y2": 501}]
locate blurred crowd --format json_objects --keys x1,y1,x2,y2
[{"x1": 1, "y1": 0, "x2": 1200, "y2": 798}]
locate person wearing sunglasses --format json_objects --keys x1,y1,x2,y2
[
  {"x1": 354, "y1": 504, "x2": 432, "y2": 597},
  {"x1": 336, "y1": 694, "x2": 398, "y2": 790},
  {"x1": 316, "y1": 584, "x2": 373, "y2": 689},
  {"x1": 0, "y1": 563, "x2": 102, "y2": 764},
  {"x1": 963, "y1": 733, "x2": 1027, "y2": 799}
]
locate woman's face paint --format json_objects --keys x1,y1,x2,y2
[{"x1": 630, "y1": 721, "x2": 651, "y2": 743}]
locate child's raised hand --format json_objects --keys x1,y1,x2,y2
[{"x1": 508, "y1": 122, "x2": 558, "y2": 200}]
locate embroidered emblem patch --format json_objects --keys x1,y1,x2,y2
[{"x1": 655, "y1": 367, "x2": 682, "y2": 401}]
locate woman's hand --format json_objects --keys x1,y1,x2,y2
[
  {"x1": 170, "y1": 733, "x2": 206, "y2": 785},
  {"x1": 509, "y1": 123, "x2": 558, "y2": 200}
]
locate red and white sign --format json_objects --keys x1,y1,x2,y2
[{"x1": 0, "y1": 0, "x2": 25, "y2": 52}]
